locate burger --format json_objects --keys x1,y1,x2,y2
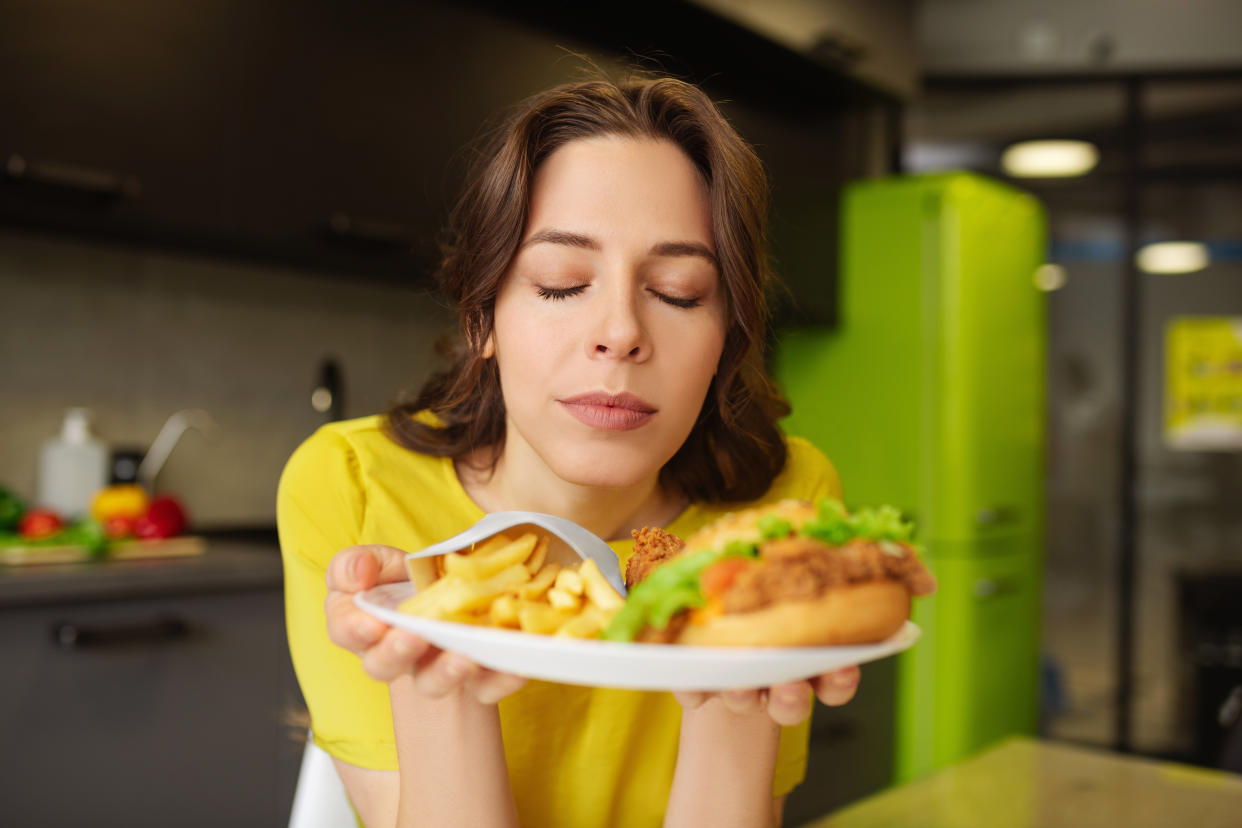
[{"x1": 601, "y1": 498, "x2": 936, "y2": 646}]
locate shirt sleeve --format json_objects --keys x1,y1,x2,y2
[
  {"x1": 796, "y1": 437, "x2": 845, "y2": 504},
  {"x1": 277, "y1": 427, "x2": 399, "y2": 769}
]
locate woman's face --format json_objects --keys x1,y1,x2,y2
[{"x1": 488, "y1": 135, "x2": 728, "y2": 490}]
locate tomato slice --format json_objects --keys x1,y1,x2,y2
[{"x1": 700, "y1": 557, "x2": 752, "y2": 599}]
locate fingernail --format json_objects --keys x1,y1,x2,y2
[
  {"x1": 391, "y1": 634, "x2": 412, "y2": 656},
  {"x1": 777, "y1": 688, "x2": 803, "y2": 706},
  {"x1": 350, "y1": 554, "x2": 365, "y2": 584},
  {"x1": 833, "y1": 670, "x2": 860, "y2": 688},
  {"x1": 355, "y1": 620, "x2": 375, "y2": 640},
  {"x1": 444, "y1": 656, "x2": 470, "y2": 680}
]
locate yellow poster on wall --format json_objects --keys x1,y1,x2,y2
[{"x1": 1165, "y1": 316, "x2": 1242, "y2": 451}]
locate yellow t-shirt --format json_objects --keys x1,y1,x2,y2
[{"x1": 277, "y1": 414, "x2": 843, "y2": 828}]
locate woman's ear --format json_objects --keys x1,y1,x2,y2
[{"x1": 482, "y1": 332, "x2": 495, "y2": 360}]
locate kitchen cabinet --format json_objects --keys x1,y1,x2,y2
[
  {"x1": 0, "y1": 0, "x2": 249, "y2": 237},
  {"x1": 0, "y1": 545, "x2": 303, "y2": 827},
  {"x1": 232, "y1": 0, "x2": 581, "y2": 273},
  {"x1": 0, "y1": 0, "x2": 439, "y2": 280},
  {"x1": 1, "y1": 0, "x2": 890, "y2": 287}
]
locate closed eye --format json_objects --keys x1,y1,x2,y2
[
  {"x1": 650, "y1": 290, "x2": 701, "y2": 309},
  {"x1": 537, "y1": 285, "x2": 588, "y2": 302},
  {"x1": 537, "y1": 284, "x2": 701, "y2": 309}
]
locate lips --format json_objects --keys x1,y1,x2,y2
[{"x1": 559, "y1": 391, "x2": 657, "y2": 431}]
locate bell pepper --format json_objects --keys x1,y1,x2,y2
[
  {"x1": 134, "y1": 495, "x2": 188, "y2": 539},
  {"x1": 91, "y1": 484, "x2": 150, "y2": 523}
]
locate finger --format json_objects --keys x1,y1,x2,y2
[
  {"x1": 720, "y1": 688, "x2": 766, "y2": 716},
  {"x1": 469, "y1": 669, "x2": 528, "y2": 705},
  {"x1": 326, "y1": 545, "x2": 409, "y2": 592},
  {"x1": 673, "y1": 690, "x2": 709, "y2": 710},
  {"x1": 359, "y1": 630, "x2": 433, "y2": 683},
  {"x1": 813, "y1": 665, "x2": 861, "y2": 707},
  {"x1": 325, "y1": 590, "x2": 389, "y2": 652},
  {"x1": 411, "y1": 652, "x2": 479, "y2": 698},
  {"x1": 767, "y1": 681, "x2": 813, "y2": 726}
]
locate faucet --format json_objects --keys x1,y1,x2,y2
[{"x1": 136, "y1": 409, "x2": 217, "y2": 492}]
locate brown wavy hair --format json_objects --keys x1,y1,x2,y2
[{"x1": 386, "y1": 74, "x2": 790, "y2": 503}]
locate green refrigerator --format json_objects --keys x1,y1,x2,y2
[{"x1": 775, "y1": 172, "x2": 1046, "y2": 784}]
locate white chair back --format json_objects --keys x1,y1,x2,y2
[{"x1": 288, "y1": 734, "x2": 357, "y2": 828}]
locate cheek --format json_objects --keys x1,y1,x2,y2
[
  {"x1": 661, "y1": 324, "x2": 726, "y2": 399},
  {"x1": 491, "y1": 304, "x2": 573, "y2": 387}
]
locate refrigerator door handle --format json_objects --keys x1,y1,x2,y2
[
  {"x1": 973, "y1": 576, "x2": 1021, "y2": 599},
  {"x1": 976, "y1": 505, "x2": 1022, "y2": 526}
]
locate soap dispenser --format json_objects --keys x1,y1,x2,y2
[{"x1": 37, "y1": 407, "x2": 110, "y2": 519}]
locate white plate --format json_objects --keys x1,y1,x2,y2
[{"x1": 355, "y1": 583, "x2": 922, "y2": 691}]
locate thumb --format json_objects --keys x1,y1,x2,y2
[{"x1": 328, "y1": 544, "x2": 408, "y2": 592}]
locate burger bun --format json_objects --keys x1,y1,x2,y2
[{"x1": 677, "y1": 580, "x2": 911, "y2": 647}]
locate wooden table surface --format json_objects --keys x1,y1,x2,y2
[{"x1": 802, "y1": 736, "x2": 1242, "y2": 828}]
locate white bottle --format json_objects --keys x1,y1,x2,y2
[{"x1": 37, "y1": 408, "x2": 110, "y2": 520}]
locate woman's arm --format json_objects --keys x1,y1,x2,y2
[
  {"x1": 389, "y1": 675, "x2": 520, "y2": 828},
  {"x1": 332, "y1": 763, "x2": 399, "y2": 828},
  {"x1": 329, "y1": 680, "x2": 521, "y2": 828},
  {"x1": 663, "y1": 695, "x2": 783, "y2": 828},
  {"x1": 665, "y1": 670, "x2": 861, "y2": 828},
  {"x1": 325, "y1": 545, "x2": 525, "y2": 827}
]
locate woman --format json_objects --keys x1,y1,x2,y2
[{"x1": 278, "y1": 75, "x2": 860, "y2": 828}]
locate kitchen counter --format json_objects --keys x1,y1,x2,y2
[
  {"x1": 802, "y1": 736, "x2": 1242, "y2": 828},
  {"x1": 0, "y1": 539, "x2": 283, "y2": 606}
]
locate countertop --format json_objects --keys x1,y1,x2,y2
[
  {"x1": 803, "y1": 736, "x2": 1242, "y2": 828},
  {"x1": 0, "y1": 539, "x2": 283, "y2": 607}
]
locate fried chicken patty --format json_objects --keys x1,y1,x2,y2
[
  {"x1": 625, "y1": 526, "x2": 686, "y2": 589},
  {"x1": 719, "y1": 536, "x2": 937, "y2": 615}
]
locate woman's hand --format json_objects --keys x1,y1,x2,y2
[
  {"x1": 325, "y1": 544, "x2": 528, "y2": 704},
  {"x1": 673, "y1": 666, "x2": 861, "y2": 726}
]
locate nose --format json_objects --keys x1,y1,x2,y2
[{"x1": 588, "y1": 287, "x2": 649, "y2": 362}]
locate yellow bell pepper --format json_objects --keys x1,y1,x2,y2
[{"x1": 91, "y1": 484, "x2": 150, "y2": 523}]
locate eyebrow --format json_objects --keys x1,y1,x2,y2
[{"x1": 519, "y1": 228, "x2": 718, "y2": 266}]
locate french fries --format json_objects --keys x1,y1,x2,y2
[
  {"x1": 579, "y1": 559, "x2": 624, "y2": 612},
  {"x1": 398, "y1": 531, "x2": 623, "y2": 639},
  {"x1": 519, "y1": 561, "x2": 561, "y2": 600},
  {"x1": 554, "y1": 568, "x2": 584, "y2": 596}
]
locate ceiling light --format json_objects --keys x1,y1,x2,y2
[
  {"x1": 1034, "y1": 263, "x2": 1067, "y2": 291},
  {"x1": 1136, "y1": 241, "x2": 1209, "y2": 274},
  {"x1": 1001, "y1": 140, "x2": 1099, "y2": 178}
]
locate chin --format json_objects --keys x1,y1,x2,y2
[{"x1": 547, "y1": 443, "x2": 671, "y2": 490}]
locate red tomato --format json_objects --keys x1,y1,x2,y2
[
  {"x1": 103, "y1": 515, "x2": 135, "y2": 539},
  {"x1": 700, "y1": 557, "x2": 753, "y2": 599},
  {"x1": 19, "y1": 508, "x2": 63, "y2": 539}
]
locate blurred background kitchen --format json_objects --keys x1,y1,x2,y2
[{"x1": 2, "y1": 1, "x2": 1241, "y2": 826}]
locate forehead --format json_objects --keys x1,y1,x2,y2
[{"x1": 524, "y1": 136, "x2": 714, "y2": 250}]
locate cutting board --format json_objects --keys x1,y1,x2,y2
[{"x1": 0, "y1": 535, "x2": 207, "y2": 566}]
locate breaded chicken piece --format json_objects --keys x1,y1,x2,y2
[{"x1": 625, "y1": 526, "x2": 687, "y2": 588}]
